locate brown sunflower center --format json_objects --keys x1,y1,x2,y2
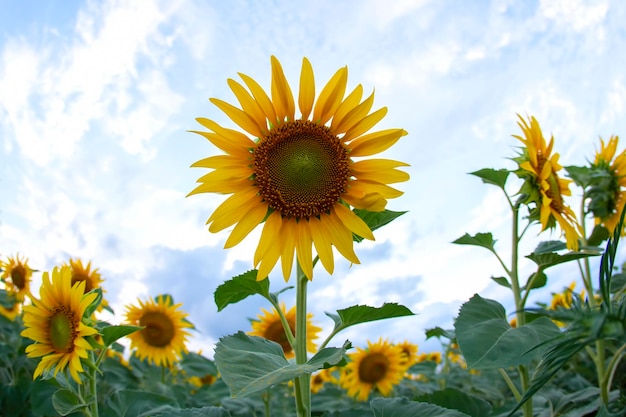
[
  {"x1": 358, "y1": 352, "x2": 389, "y2": 383},
  {"x1": 49, "y1": 306, "x2": 78, "y2": 353},
  {"x1": 72, "y1": 272, "x2": 93, "y2": 293},
  {"x1": 253, "y1": 119, "x2": 351, "y2": 219},
  {"x1": 265, "y1": 319, "x2": 295, "y2": 354},
  {"x1": 10, "y1": 265, "x2": 27, "y2": 290},
  {"x1": 139, "y1": 311, "x2": 175, "y2": 347}
]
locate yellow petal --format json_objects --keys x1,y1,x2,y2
[
  {"x1": 270, "y1": 56, "x2": 295, "y2": 122},
  {"x1": 342, "y1": 191, "x2": 388, "y2": 211},
  {"x1": 227, "y1": 78, "x2": 269, "y2": 135},
  {"x1": 296, "y1": 221, "x2": 313, "y2": 280},
  {"x1": 309, "y1": 217, "x2": 334, "y2": 275},
  {"x1": 348, "y1": 129, "x2": 407, "y2": 157},
  {"x1": 239, "y1": 72, "x2": 278, "y2": 125},
  {"x1": 298, "y1": 57, "x2": 315, "y2": 120},
  {"x1": 208, "y1": 188, "x2": 261, "y2": 232},
  {"x1": 342, "y1": 107, "x2": 388, "y2": 142},
  {"x1": 191, "y1": 155, "x2": 242, "y2": 169},
  {"x1": 254, "y1": 211, "x2": 283, "y2": 265},
  {"x1": 187, "y1": 177, "x2": 251, "y2": 196},
  {"x1": 210, "y1": 98, "x2": 265, "y2": 138},
  {"x1": 323, "y1": 211, "x2": 360, "y2": 264},
  {"x1": 224, "y1": 202, "x2": 269, "y2": 248},
  {"x1": 355, "y1": 168, "x2": 410, "y2": 184},
  {"x1": 313, "y1": 66, "x2": 348, "y2": 125},
  {"x1": 330, "y1": 84, "x2": 363, "y2": 132},
  {"x1": 280, "y1": 218, "x2": 297, "y2": 281},
  {"x1": 333, "y1": 203, "x2": 374, "y2": 241},
  {"x1": 332, "y1": 89, "x2": 375, "y2": 134}
]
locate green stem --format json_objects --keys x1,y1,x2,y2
[
  {"x1": 603, "y1": 342, "x2": 626, "y2": 396},
  {"x1": 267, "y1": 296, "x2": 297, "y2": 352},
  {"x1": 293, "y1": 262, "x2": 311, "y2": 417},
  {"x1": 498, "y1": 368, "x2": 521, "y2": 401},
  {"x1": 509, "y1": 204, "x2": 532, "y2": 417},
  {"x1": 262, "y1": 388, "x2": 271, "y2": 417},
  {"x1": 87, "y1": 350, "x2": 99, "y2": 417}
]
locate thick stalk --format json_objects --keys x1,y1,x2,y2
[
  {"x1": 579, "y1": 193, "x2": 608, "y2": 403},
  {"x1": 87, "y1": 351, "x2": 99, "y2": 417},
  {"x1": 293, "y1": 262, "x2": 311, "y2": 417},
  {"x1": 509, "y1": 205, "x2": 532, "y2": 417}
]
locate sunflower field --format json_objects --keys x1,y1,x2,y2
[{"x1": 1, "y1": 56, "x2": 626, "y2": 417}]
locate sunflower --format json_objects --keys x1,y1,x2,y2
[
  {"x1": 396, "y1": 340, "x2": 419, "y2": 367},
  {"x1": 64, "y1": 258, "x2": 107, "y2": 311},
  {"x1": 416, "y1": 351, "x2": 442, "y2": 364},
  {"x1": 248, "y1": 303, "x2": 321, "y2": 359},
  {"x1": 125, "y1": 295, "x2": 193, "y2": 367},
  {"x1": 589, "y1": 136, "x2": 626, "y2": 235},
  {"x1": 513, "y1": 114, "x2": 581, "y2": 250},
  {"x1": 0, "y1": 297, "x2": 21, "y2": 321},
  {"x1": 189, "y1": 56, "x2": 409, "y2": 281},
  {"x1": 311, "y1": 367, "x2": 338, "y2": 394},
  {"x1": 339, "y1": 338, "x2": 408, "y2": 401},
  {"x1": 0, "y1": 254, "x2": 33, "y2": 302},
  {"x1": 20, "y1": 266, "x2": 99, "y2": 384}
]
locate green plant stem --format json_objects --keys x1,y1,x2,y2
[
  {"x1": 603, "y1": 342, "x2": 626, "y2": 396},
  {"x1": 509, "y1": 204, "x2": 532, "y2": 417},
  {"x1": 293, "y1": 262, "x2": 311, "y2": 417},
  {"x1": 86, "y1": 351, "x2": 99, "y2": 417},
  {"x1": 498, "y1": 368, "x2": 521, "y2": 401},
  {"x1": 262, "y1": 388, "x2": 271, "y2": 417},
  {"x1": 267, "y1": 296, "x2": 297, "y2": 351},
  {"x1": 579, "y1": 193, "x2": 608, "y2": 404}
]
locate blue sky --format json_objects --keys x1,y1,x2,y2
[{"x1": 1, "y1": 0, "x2": 625, "y2": 355}]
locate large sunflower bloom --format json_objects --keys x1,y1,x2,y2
[
  {"x1": 63, "y1": 258, "x2": 108, "y2": 311},
  {"x1": 590, "y1": 136, "x2": 626, "y2": 235},
  {"x1": 513, "y1": 115, "x2": 581, "y2": 250},
  {"x1": 20, "y1": 266, "x2": 99, "y2": 384},
  {"x1": 189, "y1": 56, "x2": 409, "y2": 281},
  {"x1": 0, "y1": 253, "x2": 33, "y2": 302},
  {"x1": 125, "y1": 295, "x2": 193, "y2": 367},
  {"x1": 248, "y1": 303, "x2": 321, "y2": 359},
  {"x1": 339, "y1": 338, "x2": 408, "y2": 401}
]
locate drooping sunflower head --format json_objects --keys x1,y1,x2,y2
[
  {"x1": 20, "y1": 266, "x2": 99, "y2": 384},
  {"x1": 513, "y1": 114, "x2": 581, "y2": 250},
  {"x1": 589, "y1": 136, "x2": 626, "y2": 235},
  {"x1": 0, "y1": 253, "x2": 33, "y2": 302},
  {"x1": 248, "y1": 303, "x2": 321, "y2": 359},
  {"x1": 339, "y1": 338, "x2": 408, "y2": 401},
  {"x1": 189, "y1": 56, "x2": 409, "y2": 281},
  {"x1": 125, "y1": 294, "x2": 193, "y2": 367}
]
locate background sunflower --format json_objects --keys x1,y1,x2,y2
[{"x1": 0, "y1": 254, "x2": 33, "y2": 302}]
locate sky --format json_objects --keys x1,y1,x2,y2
[{"x1": 1, "y1": 0, "x2": 626, "y2": 356}]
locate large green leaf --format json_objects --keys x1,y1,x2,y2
[
  {"x1": 455, "y1": 294, "x2": 559, "y2": 369},
  {"x1": 104, "y1": 390, "x2": 178, "y2": 417},
  {"x1": 526, "y1": 251, "x2": 598, "y2": 270},
  {"x1": 415, "y1": 388, "x2": 493, "y2": 417},
  {"x1": 452, "y1": 232, "x2": 496, "y2": 253},
  {"x1": 101, "y1": 325, "x2": 143, "y2": 347},
  {"x1": 180, "y1": 351, "x2": 218, "y2": 377},
  {"x1": 352, "y1": 209, "x2": 407, "y2": 242},
  {"x1": 370, "y1": 397, "x2": 471, "y2": 417},
  {"x1": 326, "y1": 303, "x2": 415, "y2": 334},
  {"x1": 469, "y1": 168, "x2": 510, "y2": 189},
  {"x1": 214, "y1": 270, "x2": 270, "y2": 312},
  {"x1": 214, "y1": 332, "x2": 349, "y2": 397},
  {"x1": 52, "y1": 389, "x2": 87, "y2": 416}
]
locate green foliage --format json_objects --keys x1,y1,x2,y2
[
  {"x1": 153, "y1": 407, "x2": 232, "y2": 417},
  {"x1": 455, "y1": 295, "x2": 560, "y2": 369},
  {"x1": 452, "y1": 232, "x2": 497, "y2": 253},
  {"x1": 214, "y1": 332, "x2": 350, "y2": 397},
  {"x1": 370, "y1": 397, "x2": 472, "y2": 417},
  {"x1": 352, "y1": 209, "x2": 407, "y2": 242},
  {"x1": 101, "y1": 325, "x2": 143, "y2": 347},
  {"x1": 52, "y1": 389, "x2": 87, "y2": 416},
  {"x1": 526, "y1": 251, "x2": 598, "y2": 270},
  {"x1": 415, "y1": 388, "x2": 493, "y2": 417},
  {"x1": 214, "y1": 270, "x2": 270, "y2": 312},
  {"x1": 325, "y1": 303, "x2": 415, "y2": 336},
  {"x1": 469, "y1": 168, "x2": 510, "y2": 190}
]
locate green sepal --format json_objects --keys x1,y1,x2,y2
[{"x1": 83, "y1": 287, "x2": 103, "y2": 318}]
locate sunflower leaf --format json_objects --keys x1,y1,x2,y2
[
  {"x1": 214, "y1": 270, "x2": 270, "y2": 312},
  {"x1": 455, "y1": 294, "x2": 560, "y2": 369},
  {"x1": 452, "y1": 232, "x2": 497, "y2": 253},
  {"x1": 526, "y1": 251, "x2": 598, "y2": 269},
  {"x1": 152, "y1": 406, "x2": 232, "y2": 417},
  {"x1": 469, "y1": 168, "x2": 510, "y2": 189},
  {"x1": 352, "y1": 209, "x2": 407, "y2": 243},
  {"x1": 52, "y1": 389, "x2": 88, "y2": 416},
  {"x1": 327, "y1": 303, "x2": 415, "y2": 335},
  {"x1": 371, "y1": 397, "x2": 472, "y2": 417},
  {"x1": 101, "y1": 325, "x2": 144, "y2": 347},
  {"x1": 214, "y1": 332, "x2": 349, "y2": 397}
]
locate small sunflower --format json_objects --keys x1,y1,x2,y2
[
  {"x1": 64, "y1": 258, "x2": 108, "y2": 311},
  {"x1": 339, "y1": 338, "x2": 408, "y2": 401},
  {"x1": 589, "y1": 136, "x2": 626, "y2": 235},
  {"x1": 396, "y1": 340, "x2": 419, "y2": 367},
  {"x1": 416, "y1": 351, "x2": 442, "y2": 364},
  {"x1": 189, "y1": 56, "x2": 409, "y2": 281},
  {"x1": 0, "y1": 297, "x2": 21, "y2": 321},
  {"x1": 125, "y1": 295, "x2": 193, "y2": 367},
  {"x1": 248, "y1": 304, "x2": 321, "y2": 359},
  {"x1": 311, "y1": 368, "x2": 338, "y2": 394},
  {"x1": 20, "y1": 266, "x2": 99, "y2": 384},
  {"x1": 513, "y1": 114, "x2": 581, "y2": 250},
  {"x1": 0, "y1": 254, "x2": 33, "y2": 302}
]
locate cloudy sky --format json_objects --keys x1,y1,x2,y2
[{"x1": 1, "y1": 0, "x2": 625, "y2": 355}]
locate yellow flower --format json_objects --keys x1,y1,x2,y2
[
  {"x1": 550, "y1": 281, "x2": 576, "y2": 310},
  {"x1": 64, "y1": 258, "x2": 108, "y2": 311},
  {"x1": 416, "y1": 351, "x2": 442, "y2": 364},
  {"x1": 311, "y1": 368, "x2": 338, "y2": 394},
  {"x1": 0, "y1": 296, "x2": 21, "y2": 321},
  {"x1": 590, "y1": 136, "x2": 626, "y2": 235},
  {"x1": 396, "y1": 340, "x2": 419, "y2": 367},
  {"x1": 248, "y1": 304, "x2": 321, "y2": 359},
  {"x1": 0, "y1": 254, "x2": 33, "y2": 302},
  {"x1": 339, "y1": 338, "x2": 408, "y2": 401},
  {"x1": 513, "y1": 114, "x2": 581, "y2": 250},
  {"x1": 20, "y1": 266, "x2": 99, "y2": 384},
  {"x1": 124, "y1": 295, "x2": 193, "y2": 367},
  {"x1": 189, "y1": 56, "x2": 409, "y2": 281}
]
